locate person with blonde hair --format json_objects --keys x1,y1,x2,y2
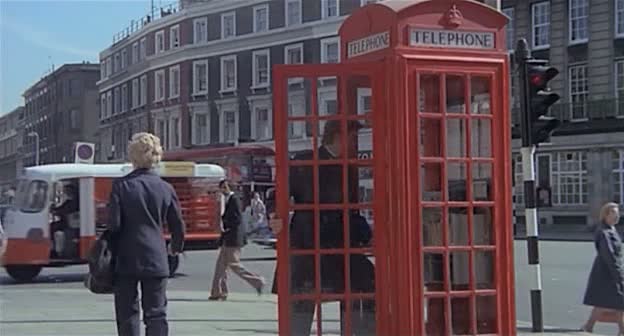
[
  {"x1": 582, "y1": 202, "x2": 623, "y2": 334},
  {"x1": 108, "y1": 132, "x2": 185, "y2": 336}
]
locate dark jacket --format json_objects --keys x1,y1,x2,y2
[
  {"x1": 107, "y1": 168, "x2": 185, "y2": 278},
  {"x1": 221, "y1": 193, "x2": 246, "y2": 247},
  {"x1": 583, "y1": 223, "x2": 624, "y2": 310},
  {"x1": 271, "y1": 146, "x2": 374, "y2": 294}
]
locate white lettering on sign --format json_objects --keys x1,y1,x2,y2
[
  {"x1": 347, "y1": 31, "x2": 390, "y2": 58},
  {"x1": 409, "y1": 28, "x2": 495, "y2": 50}
]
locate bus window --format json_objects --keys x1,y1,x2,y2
[{"x1": 17, "y1": 180, "x2": 49, "y2": 213}]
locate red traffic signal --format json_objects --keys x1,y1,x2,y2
[{"x1": 527, "y1": 65, "x2": 559, "y2": 90}]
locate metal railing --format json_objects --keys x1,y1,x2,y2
[
  {"x1": 511, "y1": 98, "x2": 624, "y2": 127},
  {"x1": 112, "y1": 1, "x2": 179, "y2": 45}
]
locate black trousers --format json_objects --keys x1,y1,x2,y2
[{"x1": 114, "y1": 276, "x2": 168, "y2": 336}]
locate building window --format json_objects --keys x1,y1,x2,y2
[
  {"x1": 322, "y1": 0, "x2": 339, "y2": 19},
  {"x1": 155, "y1": 30, "x2": 165, "y2": 54},
  {"x1": 220, "y1": 55, "x2": 237, "y2": 92},
  {"x1": 100, "y1": 94, "x2": 106, "y2": 120},
  {"x1": 169, "y1": 66, "x2": 180, "y2": 99},
  {"x1": 132, "y1": 78, "x2": 139, "y2": 108},
  {"x1": 286, "y1": 0, "x2": 302, "y2": 26},
  {"x1": 106, "y1": 58, "x2": 112, "y2": 77},
  {"x1": 616, "y1": 61, "x2": 624, "y2": 117},
  {"x1": 614, "y1": 150, "x2": 624, "y2": 204},
  {"x1": 170, "y1": 25, "x2": 180, "y2": 49},
  {"x1": 107, "y1": 91, "x2": 112, "y2": 117},
  {"x1": 569, "y1": 64, "x2": 588, "y2": 120},
  {"x1": 154, "y1": 118, "x2": 169, "y2": 150},
  {"x1": 114, "y1": 87, "x2": 121, "y2": 114},
  {"x1": 193, "y1": 111, "x2": 210, "y2": 145},
  {"x1": 618, "y1": 0, "x2": 624, "y2": 37},
  {"x1": 503, "y1": 7, "x2": 515, "y2": 51},
  {"x1": 361, "y1": 0, "x2": 377, "y2": 5},
  {"x1": 114, "y1": 53, "x2": 120, "y2": 73},
  {"x1": 285, "y1": 43, "x2": 303, "y2": 64},
  {"x1": 193, "y1": 60, "x2": 209, "y2": 95},
  {"x1": 288, "y1": 100, "x2": 305, "y2": 138},
  {"x1": 155, "y1": 70, "x2": 165, "y2": 102},
  {"x1": 121, "y1": 49, "x2": 127, "y2": 69},
  {"x1": 552, "y1": 151, "x2": 588, "y2": 205},
  {"x1": 513, "y1": 154, "x2": 524, "y2": 205},
  {"x1": 171, "y1": 117, "x2": 181, "y2": 148},
  {"x1": 132, "y1": 42, "x2": 139, "y2": 64},
  {"x1": 100, "y1": 62, "x2": 106, "y2": 79},
  {"x1": 531, "y1": 2, "x2": 550, "y2": 49},
  {"x1": 121, "y1": 84, "x2": 128, "y2": 112},
  {"x1": 221, "y1": 12, "x2": 236, "y2": 39},
  {"x1": 140, "y1": 75, "x2": 147, "y2": 106},
  {"x1": 252, "y1": 49, "x2": 270, "y2": 88},
  {"x1": 321, "y1": 37, "x2": 340, "y2": 64},
  {"x1": 139, "y1": 37, "x2": 147, "y2": 59},
  {"x1": 194, "y1": 17, "x2": 208, "y2": 43},
  {"x1": 223, "y1": 110, "x2": 237, "y2": 142},
  {"x1": 254, "y1": 4, "x2": 269, "y2": 33},
  {"x1": 569, "y1": 0, "x2": 588, "y2": 44},
  {"x1": 253, "y1": 106, "x2": 271, "y2": 140}
]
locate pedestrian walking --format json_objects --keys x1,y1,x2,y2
[
  {"x1": 248, "y1": 192, "x2": 270, "y2": 238},
  {"x1": 108, "y1": 132, "x2": 186, "y2": 336},
  {"x1": 581, "y1": 202, "x2": 623, "y2": 334},
  {"x1": 209, "y1": 179, "x2": 265, "y2": 301}
]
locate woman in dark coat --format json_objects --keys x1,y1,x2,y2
[{"x1": 582, "y1": 202, "x2": 623, "y2": 334}]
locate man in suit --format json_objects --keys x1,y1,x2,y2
[
  {"x1": 108, "y1": 132, "x2": 185, "y2": 336},
  {"x1": 209, "y1": 179, "x2": 265, "y2": 300}
]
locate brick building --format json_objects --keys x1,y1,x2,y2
[
  {"x1": 0, "y1": 107, "x2": 24, "y2": 190},
  {"x1": 22, "y1": 63, "x2": 100, "y2": 167}
]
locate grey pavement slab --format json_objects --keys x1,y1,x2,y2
[{"x1": 0, "y1": 287, "x2": 602, "y2": 336}]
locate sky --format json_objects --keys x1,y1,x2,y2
[{"x1": 0, "y1": 0, "x2": 166, "y2": 115}]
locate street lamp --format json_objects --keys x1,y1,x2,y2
[{"x1": 28, "y1": 131, "x2": 39, "y2": 166}]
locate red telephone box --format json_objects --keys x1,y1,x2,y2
[{"x1": 272, "y1": 1, "x2": 514, "y2": 335}]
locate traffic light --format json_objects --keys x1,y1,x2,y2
[{"x1": 526, "y1": 60, "x2": 561, "y2": 145}]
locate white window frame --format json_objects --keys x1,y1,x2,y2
[
  {"x1": 155, "y1": 30, "x2": 165, "y2": 54},
  {"x1": 114, "y1": 53, "x2": 120, "y2": 73},
  {"x1": 152, "y1": 113, "x2": 181, "y2": 150},
  {"x1": 357, "y1": 88, "x2": 372, "y2": 115},
  {"x1": 114, "y1": 87, "x2": 121, "y2": 115},
  {"x1": 121, "y1": 49, "x2": 127, "y2": 69},
  {"x1": 193, "y1": 60, "x2": 209, "y2": 95},
  {"x1": 569, "y1": 0, "x2": 588, "y2": 44},
  {"x1": 169, "y1": 66, "x2": 180, "y2": 99},
  {"x1": 121, "y1": 84, "x2": 128, "y2": 112},
  {"x1": 191, "y1": 106, "x2": 211, "y2": 145},
  {"x1": 132, "y1": 42, "x2": 139, "y2": 64},
  {"x1": 321, "y1": 0, "x2": 339, "y2": 19},
  {"x1": 220, "y1": 55, "x2": 237, "y2": 93},
  {"x1": 221, "y1": 12, "x2": 236, "y2": 39},
  {"x1": 615, "y1": 60, "x2": 624, "y2": 117},
  {"x1": 248, "y1": 96, "x2": 273, "y2": 141},
  {"x1": 531, "y1": 2, "x2": 550, "y2": 50},
  {"x1": 503, "y1": 7, "x2": 515, "y2": 52},
  {"x1": 155, "y1": 69, "x2": 166, "y2": 102},
  {"x1": 252, "y1": 49, "x2": 271, "y2": 88},
  {"x1": 139, "y1": 37, "x2": 147, "y2": 59},
  {"x1": 221, "y1": 110, "x2": 238, "y2": 143},
  {"x1": 285, "y1": 43, "x2": 304, "y2": 64},
  {"x1": 287, "y1": 94, "x2": 306, "y2": 139},
  {"x1": 614, "y1": 150, "x2": 624, "y2": 204},
  {"x1": 321, "y1": 37, "x2": 340, "y2": 64},
  {"x1": 361, "y1": 0, "x2": 377, "y2": 5},
  {"x1": 132, "y1": 78, "x2": 139, "y2": 109},
  {"x1": 552, "y1": 151, "x2": 588, "y2": 205},
  {"x1": 140, "y1": 75, "x2": 147, "y2": 106},
  {"x1": 285, "y1": 0, "x2": 302, "y2": 27},
  {"x1": 171, "y1": 116, "x2": 181, "y2": 149},
  {"x1": 253, "y1": 4, "x2": 269, "y2": 33},
  {"x1": 569, "y1": 64, "x2": 588, "y2": 121},
  {"x1": 170, "y1": 24, "x2": 180, "y2": 49},
  {"x1": 106, "y1": 58, "x2": 112, "y2": 77},
  {"x1": 617, "y1": 0, "x2": 624, "y2": 37},
  {"x1": 194, "y1": 17, "x2": 208, "y2": 44}
]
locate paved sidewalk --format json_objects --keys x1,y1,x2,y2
[{"x1": 0, "y1": 287, "x2": 600, "y2": 336}]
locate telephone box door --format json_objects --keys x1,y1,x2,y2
[
  {"x1": 408, "y1": 60, "x2": 515, "y2": 335},
  {"x1": 272, "y1": 62, "x2": 388, "y2": 336}
]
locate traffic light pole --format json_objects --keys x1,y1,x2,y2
[{"x1": 516, "y1": 38, "x2": 544, "y2": 333}]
